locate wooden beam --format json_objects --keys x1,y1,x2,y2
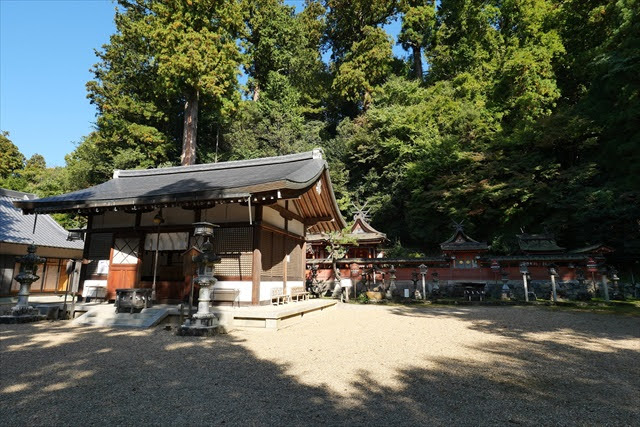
[
  {"x1": 267, "y1": 203, "x2": 305, "y2": 223},
  {"x1": 251, "y1": 206, "x2": 263, "y2": 305},
  {"x1": 304, "y1": 216, "x2": 333, "y2": 226}
]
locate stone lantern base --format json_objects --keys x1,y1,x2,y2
[
  {"x1": 177, "y1": 316, "x2": 221, "y2": 337},
  {"x1": 0, "y1": 307, "x2": 45, "y2": 324}
]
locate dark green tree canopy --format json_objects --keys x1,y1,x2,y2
[{"x1": 50, "y1": 0, "x2": 639, "y2": 262}]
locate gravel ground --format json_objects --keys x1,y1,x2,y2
[{"x1": 1, "y1": 304, "x2": 638, "y2": 426}]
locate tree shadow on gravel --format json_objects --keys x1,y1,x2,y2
[
  {"x1": 388, "y1": 304, "x2": 640, "y2": 340},
  {"x1": 1, "y1": 312, "x2": 639, "y2": 426}
]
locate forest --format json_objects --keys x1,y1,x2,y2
[{"x1": 1, "y1": 0, "x2": 638, "y2": 261}]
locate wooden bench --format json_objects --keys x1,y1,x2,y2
[
  {"x1": 289, "y1": 286, "x2": 310, "y2": 302},
  {"x1": 271, "y1": 288, "x2": 289, "y2": 306},
  {"x1": 213, "y1": 289, "x2": 240, "y2": 308}
]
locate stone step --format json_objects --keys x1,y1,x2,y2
[{"x1": 73, "y1": 307, "x2": 169, "y2": 329}]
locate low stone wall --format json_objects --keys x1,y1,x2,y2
[{"x1": 318, "y1": 278, "x2": 638, "y2": 301}]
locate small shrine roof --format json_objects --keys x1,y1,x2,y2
[
  {"x1": 307, "y1": 208, "x2": 386, "y2": 244},
  {"x1": 517, "y1": 233, "x2": 564, "y2": 253},
  {"x1": 440, "y1": 223, "x2": 488, "y2": 251}
]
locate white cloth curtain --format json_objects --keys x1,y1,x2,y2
[{"x1": 144, "y1": 232, "x2": 189, "y2": 251}]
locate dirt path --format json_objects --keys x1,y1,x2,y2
[{"x1": 1, "y1": 304, "x2": 638, "y2": 426}]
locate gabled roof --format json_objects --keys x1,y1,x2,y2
[
  {"x1": 307, "y1": 212, "x2": 386, "y2": 244},
  {"x1": 440, "y1": 224, "x2": 488, "y2": 251},
  {"x1": 14, "y1": 149, "x2": 346, "y2": 233},
  {"x1": 0, "y1": 189, "x2": 83, "y2": 250},
  {"x1": 517, "y1": 233, "x2": 564, "y2": 253},
  {"x1": 570, "y1": 243, "x2": 614, "y2": 255}
]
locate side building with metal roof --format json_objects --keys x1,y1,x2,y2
[
  {"x1": 14, "y1": 149, "x2": 346, "y2": 306},
  {"x1": 0, "y1": 188, "x2": 84, "y2": 297}
]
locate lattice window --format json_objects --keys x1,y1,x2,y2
[
  {"x1": 190, "y1": 227, "x2": 253, "y2": 278},
  {"x1": 215, "y1": 253, "x2": 253, "y2": 278},
  {"x1": 272, "y1": 233, "x2": 284, "y2": 278},
  {"x1": 112, "y1": 238, "x2": 140, "y2": 264},
  {"x1": 87, "y1": 233, "x2": 113, "y2": 276},
  {"x1": 287, "y1": 240, "x2": 302, "y2": 280}
]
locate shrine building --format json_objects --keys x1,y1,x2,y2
[{"x1": 14, "y1": 150, "x2": 346, "y2": 306}]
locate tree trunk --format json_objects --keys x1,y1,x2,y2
[
  {"x1": 181, "y1": 89, "x2": 199, "y2": 166},
  {"x1": 252, "y1": 83, "x2": 260, "y2": 102},
  {"x1": 412, "y1": 45, "x2": 423, "y2": 81}
]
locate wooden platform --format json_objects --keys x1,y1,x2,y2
[
  {"x1": 72, "y1": 299, "x2": 337, "y2": 330},
  {"x1": 216, "y1": 299, "x2": 337, "y2": 330}
]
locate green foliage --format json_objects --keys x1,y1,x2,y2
[
  {"x1": 384, "y1": 240, "x2": 425, "y2": 258},
  {"x1": 398, "y1": 0, "x2": 436, "y2": 78},
  {"x1": 69, "y1": 0, "x2": 244, "y2": 186},
  {"x1": 221, "y1": 97, "x2": 322, "y2": 160},
  {"x1": 323, "y1": 0, "x2": 398, "y2": 61},
  {"x1": 22, "y1": 0, "x2": 636, "y2": 263},
  {"x1": 0, "y1": 131, "x2": 25, "y2": 179},
  {"x1": 332, "y1": 26, "x2": 394, "y2": 107}
]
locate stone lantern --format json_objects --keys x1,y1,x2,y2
[
  {"x1": 411, "y1": 272, "x2": 420, "y2": 299},
  {"x1": 501, "y1": 271, "x2": 511, "y2": 300},
  {"x1": 14, "y1": 244, "x2": 46, "y2": 313},
  {"x1": 0, "y1": 245, "x2": 47, "y2": 323},
  {"x1": 178, "y1": 224, "x2": 221, "y2": 336},
  {"x1": 432, "y1": 271, "x2": 440, "y2": 293},
  {"x1": 386, "y1": 265, "x2": 397, "y2": 299},
  {"x1": 609, "y1": 268, "x2": 623, "y2": 300}
]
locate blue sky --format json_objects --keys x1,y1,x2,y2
[
  {"x1": 1, "y1": 0, "x2": 117, "y2": 167},
  {"x1": 1, "y1": 0, "x2": 407, "y2": 168}
]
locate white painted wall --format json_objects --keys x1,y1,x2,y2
[
  {"x1": 259, "y1": 281, "x2": 285, "y2": 301},
  {"x1": 289, "y1": 219, "x2": 304, "y2": 236},
  {"x1": 214, "y1": 281, "x2": 252, "y2": 302},
  {"x1": 95, "y1": 211, "x2": 134, "y2": 228},
  {"x1": 140, "y1": 207, "x2": 194, "y2": 226},
  {"x1": 203, "y1": 204, "x2": 254, "y2": 223},
  {"x1": 258, "y1": 281, "x2": 306, "y2": 301},
  {"x1": 262, "y1": 206, "x2": 285, "y2": 229},
  {"x1": 286, "y1": 281, "x2": 305, "y2": 292}
]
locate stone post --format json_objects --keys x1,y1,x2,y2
[
  {"x1": 601, "y1": 273, "x2": 610, "y2": 302},
  {"x1": 520, "y1": 262, "x2": 530, "y2": 302},
  {"x1": 419, "y1": 264, "x2": 428, "y2": 300}
]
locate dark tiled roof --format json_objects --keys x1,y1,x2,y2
[
  {"x1": 517, "y1": 233, "x2": 564, "y2": 253},
  {"x1": 0, "y1": 189, "x2": 83, "y2": 250},
  {"x1": 440, "y1": 227, "x2": 488, "y2": 251},
  {"x1": 570, "y1": 243, "x2": 614, "y2": 254},
  {"x1": 15, "y1": 150, "x2": 335, "y2": 215}
]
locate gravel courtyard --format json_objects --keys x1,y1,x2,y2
[{"x1": 1, "y1": 304, "x2": 638, "y2": 426}]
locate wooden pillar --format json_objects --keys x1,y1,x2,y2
[
  {"x1": 251, "y1": 206, "x2": 263, "y2": 305},
  {"x1": 78, "y1": 215, "x2": 94, "y2": 296}
]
